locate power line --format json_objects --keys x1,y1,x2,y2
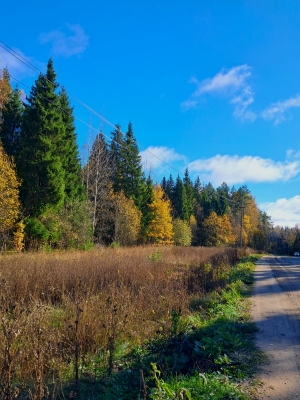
[
  {"x1": 0, "y1": 45, "x2": 242, "y2": 207},
  {"x1": 0, "y1": 67, "x2": 178, "y2": 179},
  {"x1": 0, "y1": 41, "x2": 183, "y2": 176}
]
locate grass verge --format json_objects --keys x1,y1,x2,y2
[{"x1": 79, "y1": 254, "x2": 262, "y2": 399}]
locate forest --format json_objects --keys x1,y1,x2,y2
[{"x1": 0, "y1": 59, "x2": 298, "y2": 254}]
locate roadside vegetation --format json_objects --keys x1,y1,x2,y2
[{"x1": 0, "y1": 247, "x2": 261, "y2": 398}]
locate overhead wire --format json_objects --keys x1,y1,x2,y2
[
  {"x1": 0, "y1": 41, "x2": 183, "y2": 176},
  {"x1": 0, "y1": 67, "x2": 177, "y2": 179},
  {"x1": 0, "y1": 43, "x2": 241, "y2": 207}
]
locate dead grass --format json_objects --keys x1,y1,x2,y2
[{"x1": 0, "y1": 245, "x2": 239, "y2": 398}]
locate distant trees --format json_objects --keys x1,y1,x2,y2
[{"x1": 1, "y1": 60, "x2": 285, "y2": 251}]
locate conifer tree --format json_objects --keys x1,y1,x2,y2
[
  {"x1": 183, "y1": 168, "x2": 194, "y2": 219},
  {"x1": 59, "y1": 88, "x2": 84, "y2": 202},
  {"x1": 110, "y1": 124, "x2": 124, "y2": 193},
  {"x1": 119, "y1": 122, "x2": 146, "y2": 209},
  {"x1": 0, "y1": 85, "x2": 23, "y2": 159},
  {"x1": 173, "y1": 175, "x2": 189, "y2": 221},
  {"x1": 165, "y1": 174, "x2": 175, "y2": 203},
  {"x1": 216, "y1": 182, "x2": 230, "y2": 215},
  {"x1": 19, "y1": 59, "x2": 65, "y2": 216}
]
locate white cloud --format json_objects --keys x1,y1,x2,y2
[
  {"x1": 188, "y1": 154, "x2": 300, "y2": 186},
  {"x1": 140, "y1": 146, "x2": 186, "y2": 170},
  {"x1": 261, "y1": 95, "x2": 300, "y2": 124},
  {"x1": 181, "y1": 65, "x2": 256, "y2": 121},
  {"x1": 39, "y1": 23, "x2": 89, "y2": 58},
  {"x1": 260, "y1": 196, "x2": 300, "y2": 227},
  {"x1": 0, "y1": 48, "x2": 44, "y2": 78}
]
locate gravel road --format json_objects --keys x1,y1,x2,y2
[{"x1": 251, "y1": 255, "x2": 300, "y2": 399}]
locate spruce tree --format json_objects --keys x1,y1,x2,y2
[
  {"x1": 0, "y1": 85, "x2": 23, "y2": 159},
  {"x1": 19, "y1": 58, "x2": 65, "y2": 216},
  {"x1": 173, "y1": 175, "x2": 189, "y2": 221},
  {"x1": 183, "y1": 168, "x2": 194, "y2": 220},
  {"x1": 165, "y1": 174, "x2": 175, "y2": 204},
  {"x1": 119, "y1": 122, "x2": 146, "y2": 209},
  {"x1": 110, "y1": 124, "x2": 123, "y2": 193},
  {"x1": 59, "y1": 88, "x2": 84, "y2": 202},
  {"x1": 216, "y1": 182, "x2": 230, "y2": 215}
]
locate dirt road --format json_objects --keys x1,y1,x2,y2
[{"x1": 251, "y1": 256, "x2": 300, "y2": 399}]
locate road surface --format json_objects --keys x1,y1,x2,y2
[{"x1": 251, "y1": 255, "x2": 300, "y2": 399}]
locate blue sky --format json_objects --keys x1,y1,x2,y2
[{"x1": 1, "y1": 0, "x2": 300, "y2": 227}]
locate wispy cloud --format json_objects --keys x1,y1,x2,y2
[
  {"x1": 0, "y1": 48, "x2": 44, "y2": 78},
  {"x1": 260, "y1": 196, "x2": 300, "y2": 227},
  {"x1": 39, "y1": 23, "x2": 89, "y2": 58},
  {"x1": 140, "y1": 146, "x2": 186, "y2": 171},
  {"x1": 188, "y1": 154, "x2": 300, "y2": 186},
  {"x1": 261, "y1": 94, "x2": 300, "y2": 124},
  {"x1": 181, "y1": 65, "x2": 256, "y2": 121},
  {"x1": 286, "y1": 149, "x2": 300, "y2": 159}
]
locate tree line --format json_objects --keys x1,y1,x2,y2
[{"x1": 0, "y1": 59, "x2": 296, "y2": 252}]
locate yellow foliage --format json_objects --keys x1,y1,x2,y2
[
  {"x1": 0, "y1": 69, "x2": 11, "y2": 118},
  {"x1": 189, "y1": 214, "x2": 197, "y2": 239},
  {"x1": 0, "y1": 144, "x2": 20, "y2": 234},
  {"x1": 146, "y1": 185, "x2": 174, "y2": 245},
  {"x1": 13, "y1": 220, "x2": 25, "y2": 251},
  {"x1": 112, "y1": 190, "x2": 141, "y2": 245},
  {"x1": 244, "y1": 197, "x2": 260, "y2": 235},
  {"x1": 203, "y1": 211, "x2": 236, "y2": 246}
]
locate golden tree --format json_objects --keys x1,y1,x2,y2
[
  {"x1": 112, "y1": 190, "x2": 141, "y2": 245},
  {"x1": 146, "y1": 185, "x2": 174, "y2": 245},
  {"x1": 203, "y1": 211, "x2": 236, "y2": 246},
  {"x1": 13, "y1": 220, "x2": 25, "y2": 251},
  {"x1": 0, "y1": 144, "x2": 20, "y2": 249},
  {"x1": 0, "y1": 68, "x2": 11, "y2": 121}
]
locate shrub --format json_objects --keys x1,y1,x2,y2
[{"x1": 173, "y1": 219, "x2": 192, "y2": 246}]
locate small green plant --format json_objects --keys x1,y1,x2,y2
[
  {"x1": 110, "y1": 241, "x2": 120, "y2": 249},
  {"x1": 150, "y1": 363, "x2": 192, "y2": 400},
  {"x1": 147, "y1": 249, "x2": 162, "y2": 262},
  {"x1": 79, "y1": 239, "x2": 94, "y2": 250}
]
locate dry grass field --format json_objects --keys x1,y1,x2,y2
[{"x1": 0, "y1": 246, "x2": 240, "y2": 398}]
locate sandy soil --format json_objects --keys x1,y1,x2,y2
[{"x1": 251, "y1": 256, "x2": 300, "y2": 399}]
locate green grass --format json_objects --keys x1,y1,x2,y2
[{"x1": 76, "y1": 254, "x2": 262, "y2": 399}]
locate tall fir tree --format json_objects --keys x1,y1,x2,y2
[
  {"x1": 0, "y1": 85, "x2": 23, "y2": 159},
  {"x1": 110, "y1": 123, "x2": 123, "y2": 193},
  {"x1": 165, "y1": 174, "x2": 175, "y2": 204},
  {"x1": 183, "y1": 168, "x2": 194, "y2": 219},
  {"x1": 59, "y1": 88, "x2": 84, "y2": 202},
  {"x1": 19, "y1": 58, "x2": 66, "y2": 216},
  {"x1": 119, "y1": 122, "x2": 146, "y2": 209},
  {"x1": 173, "y1": 175, "x2": 189, "y2": 221}
]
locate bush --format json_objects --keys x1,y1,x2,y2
[{"x1": 173, "y1": 219, "x2": 192, "y2": 246}]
